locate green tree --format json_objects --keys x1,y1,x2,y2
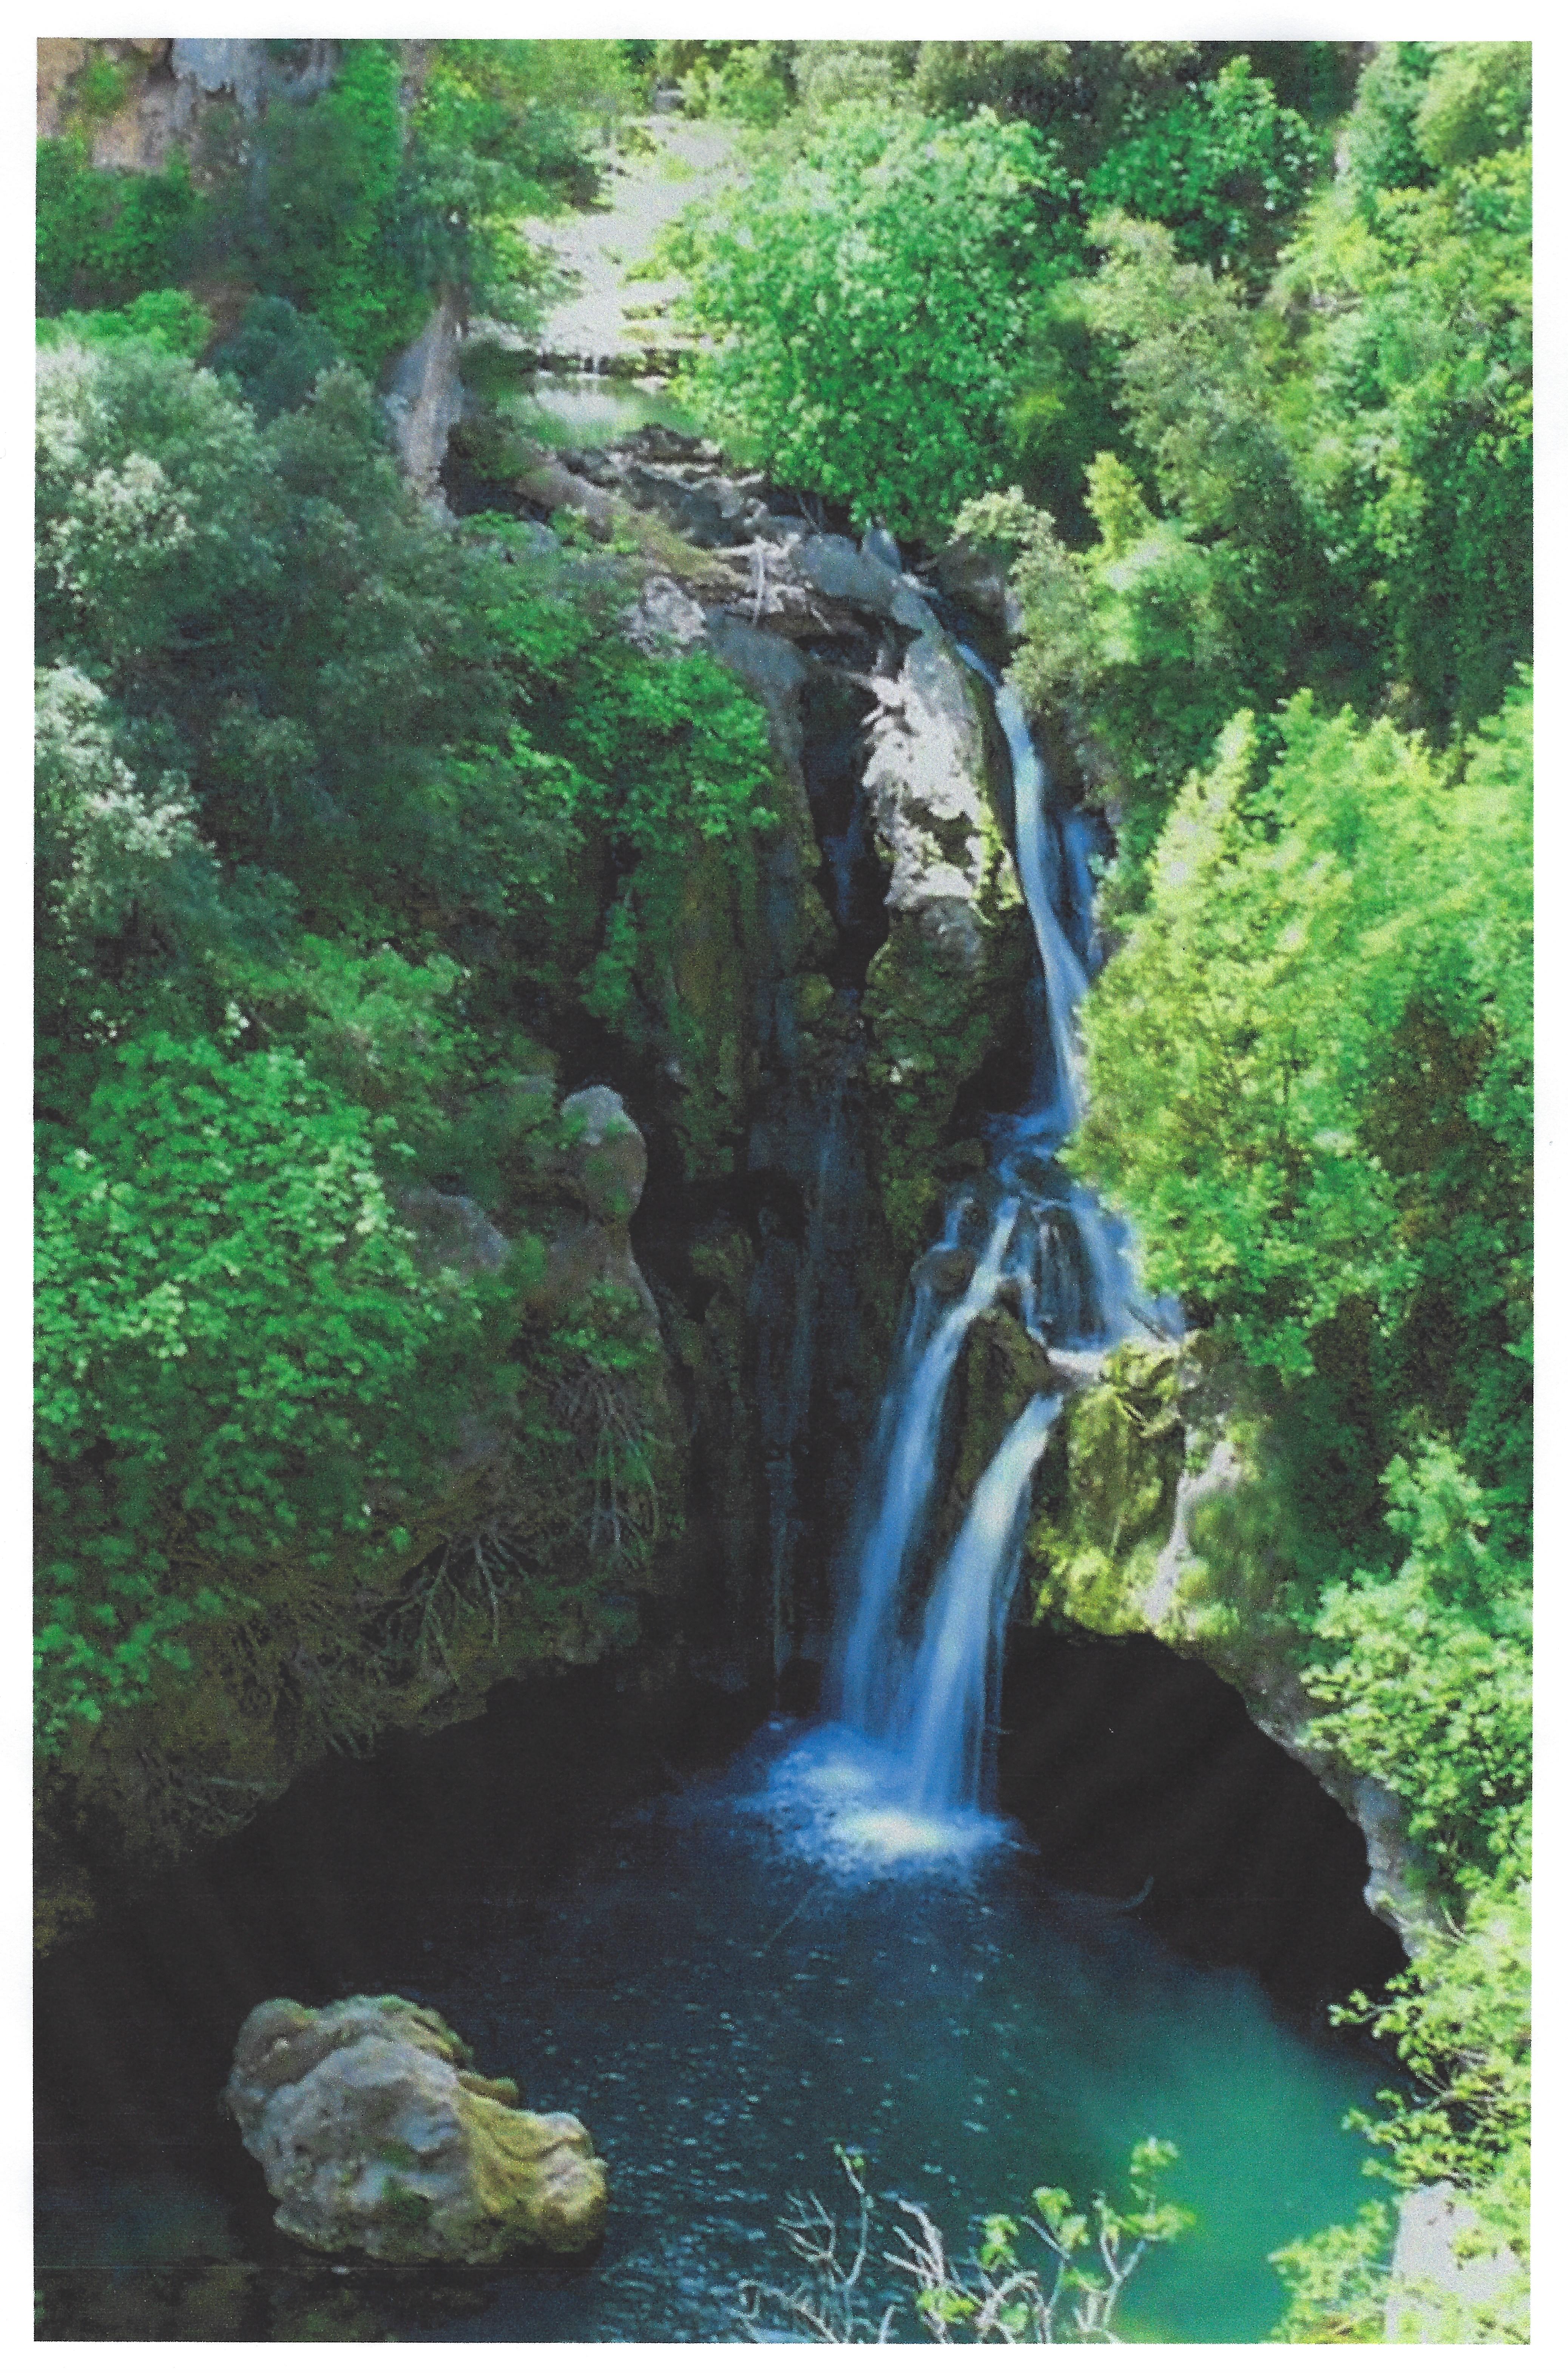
[
  {"x1": 35, "y1": 287, "x2": 212, "y2": 359},
  {"x1": 1274, "y1": 107, "x2": 1531, "y2": 732},
  {"x1": 1085, "y1": 55, "x2": 1321, "y2": 284},
  {"x1": 670, "y1": 105, "x2": 1070, "y2": 535},
  {"x1": 1072, "y1": 686, "x2": 1529, "y2": 1389},
  {"x1": 228, "y1": 40, "x2": 426, "y2": 375}
]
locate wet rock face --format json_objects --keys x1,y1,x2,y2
[
  {"x1": 224, "y1": 1995, "x2": 608, "y2": 2262},
  {"x1": 865, "y1": 633, "x2": 996, "y2": 933},
  {"x1": 859, "y1": 630, "x2": 1032, "y2": 1266}
]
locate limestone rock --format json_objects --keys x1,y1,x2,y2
[
  {"x1": 384, "y1": 290, "x2": 466, "y2": 511},
  {"x1": 931, "y1": 538, "x2": 1023, "y2": 634},
  {"x1": 1386, "y1": 2183, "x2": 1527, "y2": 2342},
  {"x1": 1137, "y1": 1424, "x2": 1441, "y2": 1949},
  {"x1": 796, "y1": 533, "x2": 937, "y2": 635},
  {"x1": 857, "y1": 627, "x2": 1031, "y2": 1267},
  {"x1": 864, "y1": 633, "x2": 998, "y2": 932},
  {"x1": 224, "y1": 1995, "x2": 608, "y2": 2263},
  {"x1": 395, "y1": 1188, "x2": 511, "y2": 1279},
  {"x1": 624, "y1": 573, "x2": 709, "y2": 654}
]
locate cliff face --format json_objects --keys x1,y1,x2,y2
[
  {"x1": 37, "y1": 39, "x2": 338, "y2": 171},
  {"x1": 1020, "y1": 1339, "x2": 1440, "y2": 1950},
  {"x1": 34, "y1": 391, "x2": 1043, "y2": 1934}
]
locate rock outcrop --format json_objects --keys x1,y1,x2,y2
[
  {"x1": 1386, "y1": 2183, "x2": 1528, "y2": 2342},
  {"x1": 384, "y1": 289, "x2": 466, "y2": 507},
  {"x1": 860, "y1": 629, "x2": 1031, "y2": 1266},
  {"x1": 224, "y1": 1995, "x2": 607, "y2": 2262},
  {"x1": 1023, "y1": 1341, "x2": 1441, "y2": 1950},
  {"x1": 536, "y1": 1085, "x2": 662, "y2": 1333},
  {"x1": 34, "y1": 1076, "x2": 685, "y2": 1933},
  {"x1": 37, "y1": 38, "x2": 337, "y2": 173}
]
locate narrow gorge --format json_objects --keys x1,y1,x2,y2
[{"x1": 35, "y1": 35, "x2": 1531, "y2": 2350}]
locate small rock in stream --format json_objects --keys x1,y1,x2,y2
[{"x1": 223, "y1": 1994, "x2": 608, "y2": 2262}]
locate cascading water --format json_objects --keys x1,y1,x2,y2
[
  {"x1": 834, "y1": 1196, "x2": 1021, "y2": 1735},
  {"x1": 791, "y1": 644, "x2": 1168, "y2": 1855},
  {"x1": 886, "y1": 1391, "x2": 1063, "y2": 1812},
  {"x1": 996, "y1": 667, "x2": 1090, "y2": 1146}
]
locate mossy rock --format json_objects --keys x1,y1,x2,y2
[
  {"x1": 1026, "y1": 1339, "x2": 1186, "y2": 1634},
  {"x1": 224, "y1": 1995, "x2": 607, "y2": 2263}
]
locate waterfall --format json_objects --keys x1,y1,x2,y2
[
  {"x1": 884, "y1": 1393, "x2": 1062, "y2": 1812},
  {"x1": 804, "y1": 640, "x2": 1170, "y2": 1853},
  {"x1": 834, "y1": 1197, "x2": 1021, "y2": 1734},
  {"x1": 993, "y1": 673, "x2": 1090, "y2": 1143}
]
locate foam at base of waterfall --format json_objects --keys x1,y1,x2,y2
[{"x1": 755, "y1": 1724, "x2": 1028, "y2": 1877}]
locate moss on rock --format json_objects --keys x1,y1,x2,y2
[
  {"x1": 1026, "y1": 1340, "x2": 1187, "y2": 1633},
  {"x1": 224, "y1": 1994, "x2": 608, "y2": 2262}
]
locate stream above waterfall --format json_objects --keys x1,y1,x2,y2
[{"x1": 37, "y1": 1692, "x2": 1397, "y2": 2345}]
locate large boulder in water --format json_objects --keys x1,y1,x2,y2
[{"x1": 223, "y1": 1995, "x2": 608, "y2": 2263}]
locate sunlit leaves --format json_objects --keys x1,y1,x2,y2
[
  {"x1": 673, "y1": 105, "x2": 1067, "y2": 535},
  {"x1": 34, "y1": 1033, "x2": 495, "y2": 1747}
]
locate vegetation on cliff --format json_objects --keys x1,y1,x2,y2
[
  {"x1": 34, "y1": 62, "x2": 779, "y2": 1789},
  {"x1": 35, "y1": 35, "x2": 1530, "y2": 2341}
]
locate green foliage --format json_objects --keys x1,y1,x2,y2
[
  {"x1": 34, "y1": 312, "x2": 779, "y2": 1755},
  {"x1": 1413, "y1": 43, "x2": 1530, "y2": 175},
  {"x1": 669, "y1": 105, "x2": 1070, "y2": 536},
  {"x1": 912, "y1": 41, "x2": 1201, "y2": 179},
  {"x1": 1274, "y1": 110, "x2": 1531, "y2": 735},
  {"x1": 1086, "y1": 56, "x2": 1321, "y2": 283},
  {"x1": 1269, "y1": 2200, "x2": 1392, "y2": 2344},
  {"x1": 967, "y1": 47, "x2": 1529, "y2": 862},
  {"x1": 1302, "y1": 1447, "x2": 1529, "y2": 1889},
  {"x1": 1338, "y1": 1863, "x2": 1530, "y2": 2251},
  {"x1": 1071, "y1": 686, "x2": 1530, "y2": 1387},
  {"x1": 1272, "y1": 1863, "x2": 1530, "y2": 2341},
  {"x1": 464, "y1": 520, "x2": 776, "y2": 1163},
  {"x1": 790, "y1": 44, "x2": 918, "y2": 117},
  {"x1": 1028, "y1": 1341, "x2": 1185, "y2": 1629},
  {"x1": 958, "y1": 216, "x2": 1337, "y2": 864},
  {"x1": 663, "y1": 40, "x2": 798, "y2": 128},
  {"x1": 36, "y1": 287, "x2": 213, "y2": 358},
  {"x1": 69, "y1": 56, "x2": 131, "y2": 124},
  {"x1": 742, "y1": 2138, "x2": 1188, "y2": 2344},
  {"x1": 1003, "y1": 281, "x2": 1128, "y2": 541},
  {"x1": 34, "y1": 338, "x2": 487, "y2": 941},
  {"x1": 231, "y1": 40, "x2": 425, "y2": 376},
  {"x1": 1338, "y1": 43, "x2": 1441, "y2": 210},
  {"x1": 222, "y1": 939, "x2": 470, "y2": 1178},
  {"x1": 34, "y1": 1033, "x2": 498, "y2": 1749},
  {"x1": 210, "y1": 296, "x2": 343, "y2": 423},
  {"x1": 36, "y1": 137, "x2": 200, "y2": 314},
  {"x1": 401, "y1": 42, "x2": 631, "y2": 329}
]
